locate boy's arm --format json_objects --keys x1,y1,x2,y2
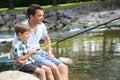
[
  {"x1": 15, "y1": 49, "x2": 36, "y2": 67},
  {"x1": 18, "y1": 49, "x2": 37, "y2": 61},
  {"x1": 10, "y1": 47, "x2": 26, "y2": 66},
  {"x1": 10, "y1": 47, "x2": 15, "y2": 59},
  {"x1": 15, "y1": 59, "x2": 26, "y2": 67}
]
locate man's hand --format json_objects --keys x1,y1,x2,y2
[{"x1": 47, "y1": 50, "x2": 54, "y2": 58}]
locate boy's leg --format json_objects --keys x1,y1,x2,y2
[
  {"x1": 34, "y1": 67, "x2": 46, "y2": 80},
  {"x1": 21, "y1": 63, "x2": 46, "y2": 80},
  {"x1": 41, "y1": 65, "x2": 54, "y2": 80},
  {"x1": 34, "y1": 61, "x2": 47, "y2": 80}
]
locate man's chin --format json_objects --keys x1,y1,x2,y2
[{"x1": 38, "y1": 22, "x2": 42, "y2": 24}]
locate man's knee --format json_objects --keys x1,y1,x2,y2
[{"x1": 58, "y1": 63, "x2": 68, "y2": 71}]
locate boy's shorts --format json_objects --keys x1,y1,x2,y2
[
  {"x1": 32, "y1": 50, "x2": 62, "y2": 67},
  {"x1": 20, "y1": 61, "x2": 43, "y2": 73}
]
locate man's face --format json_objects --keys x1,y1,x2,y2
[{"x1": 32, "y1": 9, "x2": 44, "y2": 24}]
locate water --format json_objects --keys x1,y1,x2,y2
[
  {"x1": 52, "y1": 29, "x2": 120, "y2": 80},
  {"x1": 1, "y1": 29, "x2": 120, "y2": 80},
  {"x1": 0, "y1": 31, "x2": 14, "y2": 53}
]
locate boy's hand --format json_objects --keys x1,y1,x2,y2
[
  {"x1": 30, "y1": 49, "x2": 37, "y2": 54},
  {"x1": 15, "y1": 59, "x2": 27, "y2": 67}
]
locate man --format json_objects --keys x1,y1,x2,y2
[{"x1": 10, "y1": 4, "x2": 68, "y2": 80}]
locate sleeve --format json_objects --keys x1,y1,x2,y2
[
  {"x1": 42, "y1": 23, "x2": 48, "y2": 39},
  {"x1": 13, "y1": 47, "x2": 22, "y2": 59},
  {"x1": 12, "y1": 33, "x2": 19, "y2": 47}
]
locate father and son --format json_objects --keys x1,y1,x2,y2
[{"x1": 9, "y1": 4, "x2": 68, "y2": 80}]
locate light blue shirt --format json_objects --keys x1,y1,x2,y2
[
  {"x1": 13, "y1": 39, "x2": 35, "y2": 64},
  {"x1": 12, "y1": 20, "x2": 48, "y2": 50}
]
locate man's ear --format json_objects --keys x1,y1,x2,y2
[{"x1": 30, "y1": 15, "x2": 34, "y2": 19}]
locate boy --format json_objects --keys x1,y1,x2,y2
[{"x1": 13, "y1": 23, "x2": 54, "y2": 80}]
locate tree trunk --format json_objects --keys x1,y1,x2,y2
[
  {"x1": 52, "y1": 0, "x2": 57, "y2": 6},
  {"x1": 8, "y1": 0, "x2": 14, "y2": 10}
]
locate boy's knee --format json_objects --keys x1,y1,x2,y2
[
  {"x1": 45, "y1": 66, "x2": 52, "y2": 73},
  {"x1": 37, "y1": 68, "x2": 45, "y2": 75}
]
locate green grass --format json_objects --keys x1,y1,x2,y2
[{"x1": 0, "y1": 1, "x2": 98, "y2": 12}]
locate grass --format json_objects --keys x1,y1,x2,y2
[{"x1": 0, "y1": 1, "x2": 98, "y2": 12}]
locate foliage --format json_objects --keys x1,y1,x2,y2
[{"x1": 0, "y1": 0, "x2": 100, "y2": 8}]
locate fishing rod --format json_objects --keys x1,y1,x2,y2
[{"x1": 40, "y1": 17, "x2": 120, "y2": 50}]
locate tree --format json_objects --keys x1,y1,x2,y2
[
  {"x1": 52, "y1": 0, "x2": 58, "y2": 6},
  {"x1": 8, "y1": 0, "x2": 14, "y2": 9}
]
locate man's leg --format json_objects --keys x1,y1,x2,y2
[
  {"x1": 50, "y1": 64, "x2": 62, "y2": 80},
  {"x1": 58, "y1": 63, "x2": 68, "y2": 80},
  {"x1": 47, "y1": 56, "x2": 68, "y2": 80},
  {"x1": 32, "y1": 52, "x2": 62, "y2": 80},
  {"x1": 32, "y1": 51, "x2": 68, "y2": 80}
]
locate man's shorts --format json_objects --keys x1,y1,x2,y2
[
  {"x1": 32, "y1": 50, "x2": 62, "y2": 67},
  {"x1": 20, "y1": 61, "x2": 43, "y2": 73}
]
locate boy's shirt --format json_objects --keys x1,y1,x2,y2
[{"x1": 13, "y1": 39, "x2": 35, "y2": 65}]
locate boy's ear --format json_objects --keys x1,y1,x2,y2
[{"x1": 18, "y1": 33, "x2": 22, "y2": 36}]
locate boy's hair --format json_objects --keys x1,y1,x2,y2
[
  {"x1": 27, "y1": 4, "x2": 44, "y2": 19},
  {"x1": 14, "y1": 23, "x2": 30, "y2": 36}
]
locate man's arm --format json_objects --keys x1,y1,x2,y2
[{"x1": 44, "y1": 34, "x2": 54, "y2": 58}]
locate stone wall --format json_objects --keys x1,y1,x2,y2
[{"x1": 0, "y1": 1, "x2": 120, "y2": 31}]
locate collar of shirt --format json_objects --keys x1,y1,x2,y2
[{"x1": 18, "y1": 39, "x2": 27, "y2": 45}]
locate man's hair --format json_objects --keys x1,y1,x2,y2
[
  {"x1": 27, "y1": 4, "x2": 44, "y2": 19},
  {"x1": 14, "y1": 23, "x2": 30, "y2": 36}
]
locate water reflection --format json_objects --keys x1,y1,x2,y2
[{"x1": 52, "y1": 29, "x2": 120, "y2": 80}]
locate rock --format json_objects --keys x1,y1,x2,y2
[
  {"x1": 0, "y1": 70, "x2": 39, "y2": 80},
  {"x1": 0, "y1": 25, "x2": 10, "y2": 31},
  {"x1": 16, "y1": 14, "x2": 26, "y2": 22},
  {"x1": 0, "y1": 16, "x2": 5, "y2": 25},
  {"x1": 59, "y1": 57, "x2": 73, "y2": 65},
  {"x1": 56, "y1": 23, "x2": 64, "y2": 29}
]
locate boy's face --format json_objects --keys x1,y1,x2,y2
[{"x1": 18, "y1": 31, "x2": 30, "y2": 41}]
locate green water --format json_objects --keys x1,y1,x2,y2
[{"x1": 52, "y1": 30, "x2": 120, "y2": 80}]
